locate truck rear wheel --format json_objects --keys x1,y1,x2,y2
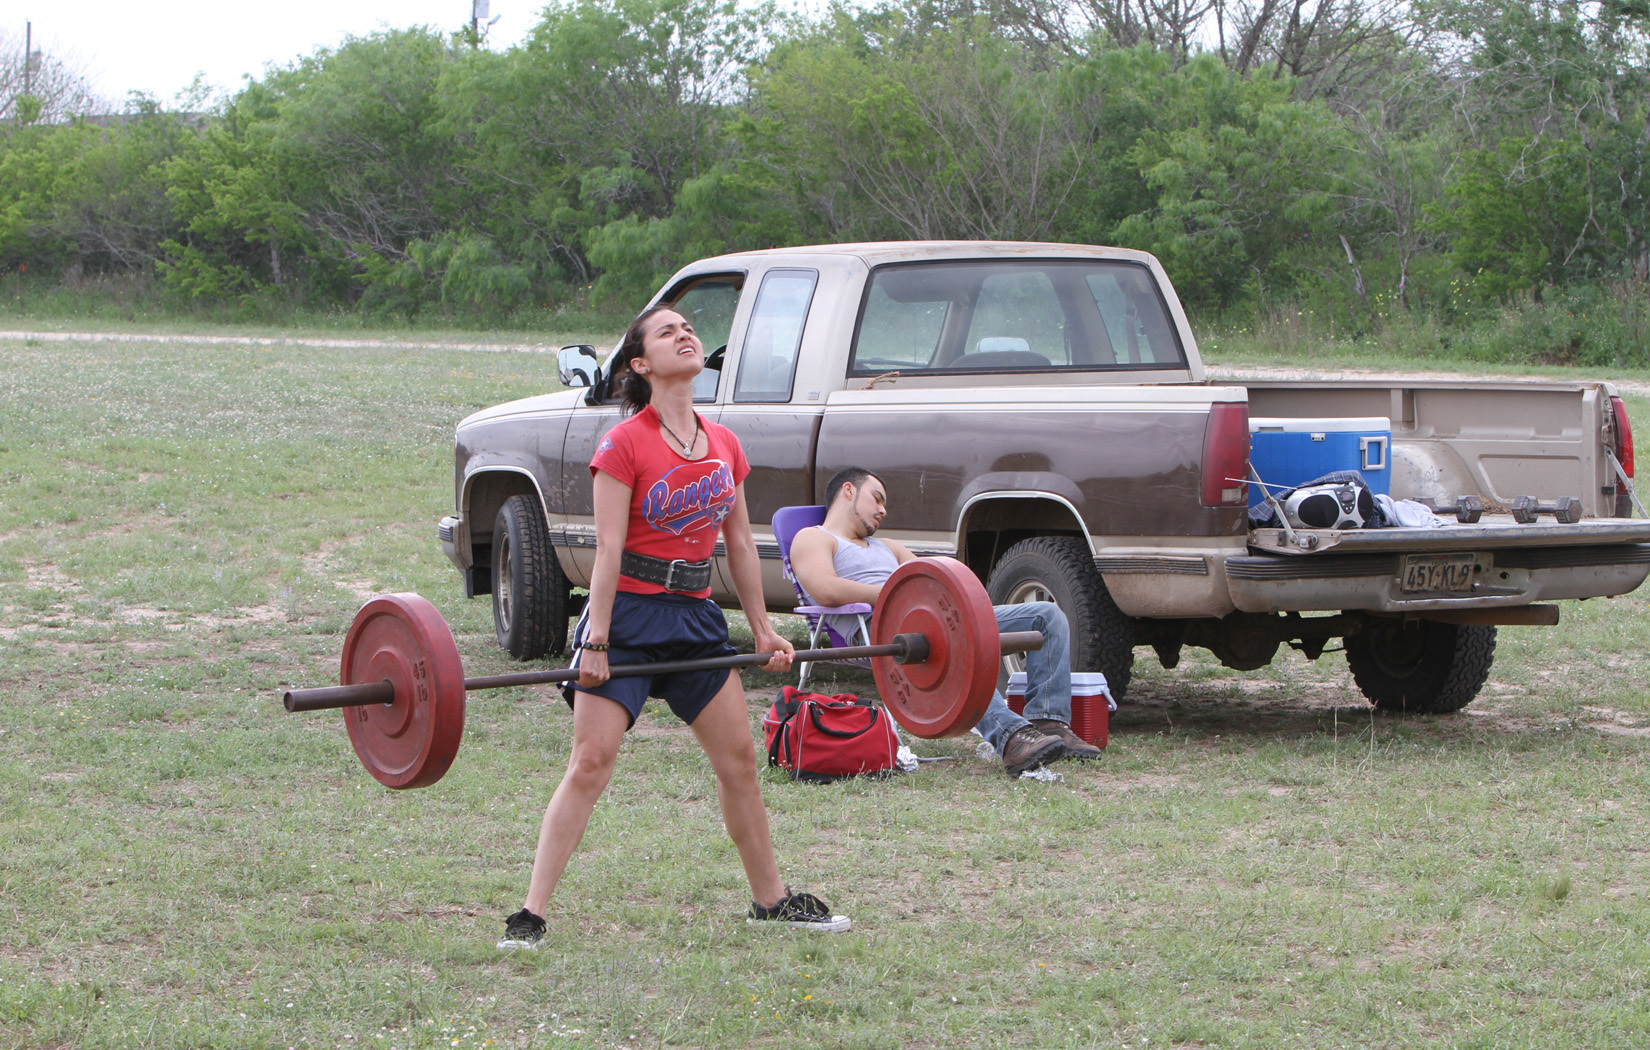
[
  {"x1": 492, "y1": 495, "x2": 569, "y2": 660},
  {"x1": 986, "y1": 536, "x2": 1135, "y2": 700},
  {"x1": 1345, "y1": 620, "x2": 1496, "y2": 713}
]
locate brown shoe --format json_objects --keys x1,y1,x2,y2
[
  {"x1": 1001, "y1": 725, "x2": 1065, "y2": 777},
  {"x1": 1031, "y1": 719, "x2": 1103, "y2": 760}
]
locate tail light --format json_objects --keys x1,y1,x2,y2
[
  {"x1": 1609, "y1": 394, "x2": 1635, "y2": 517},
  {"x1": 1201, "y1": 401, "x2": 1251, "y2": 507},
  {"x1": 1609, "y1": 395, "x2": 1635, "y2": 478}
]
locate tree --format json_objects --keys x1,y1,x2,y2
[
  {"x1": 993, "y1": 0, "x2": 1215, "y2": 65},
  {"x1": 1316, "y1": 52, "x2": 1460, "y2": 307},
  {"x1": 271, "y1": 29, "x2": 465, "y2": 267},
  {"x1": 0, "y1": 98, "x2": 197, "y2": 277},
  {"x1": 1213, "y1": 0, "x2": 1412, "y2": 95},
  {"x1": 443, "y1": 0, "x2": 771, "y2": 294},
  {"x1": 741, "y1": 12, "x2": 1092, "y2": 243},
  {"x1": 1419, "y1": 0, "x2": 1650, "y2": 287},
  {"x1": 0, "y1": 29, "x2": 101, "y2": 124},
  {"x1": 160, "y1": 80, "x2": 313, "y2": 299},
  {"x1": 161, "y1": 28, "x2": 475, "y2": 306},
  {"x1": 1113, "y1": 53, "x2": 1344, "y2": 305}
]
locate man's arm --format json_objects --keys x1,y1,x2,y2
[{"x1": 790, "y1": 528, "x2": 914, "y2": 607}]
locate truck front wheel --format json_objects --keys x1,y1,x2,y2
[
  {"x1": 492, "y1": 495, "x2": 570, "y2": 660},
  {"x1": 986, "y1": 536, "x2": 1136, "y2": 700},
  {"x1": 1344, "y1": 620, "x2": 1496, "y2": 713}
]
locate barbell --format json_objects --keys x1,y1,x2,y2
[{"x1": 281, "y1": 556, "x2": 1044, "y2": 789}]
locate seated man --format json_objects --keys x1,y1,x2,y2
[{"x1": 790, "y1": 466, "x2": 1101, "y2": 776}]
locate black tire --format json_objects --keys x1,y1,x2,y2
[
  {"x1": 985, "y1": 536, "x2": 1136, "y2": 700},
  {"x1": 492, "y1": 495, "x2": 569, "y2": 660},
  {"x1": 1344, "y1": 620, "x2": 1496, "y2": 713}
]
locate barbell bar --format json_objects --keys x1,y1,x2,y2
[
  {"x1": 281, "y1": 556, "x2": 1046, "y2": 789},
  {"x1": 282, "y1": 630, "x2": 1043, "y2": 713}
]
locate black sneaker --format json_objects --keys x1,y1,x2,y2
[
  {"x1": 747, "y1": 890, "x2": 851, "y2": 933},
  {"x1": 497, "y1": 907, "x2": 546, "y2": 951}
]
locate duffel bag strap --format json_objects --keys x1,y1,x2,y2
[{"x1": 806, "y1": 701, "x2": 882, "y2": 740}]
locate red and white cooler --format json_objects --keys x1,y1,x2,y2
[{"x1": 1005, "y1": 672, "x2": 1116, "y2": 748}]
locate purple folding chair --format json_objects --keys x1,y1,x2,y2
[{"x1": 772, "y1": 504, "x2": 873, "y2": 689}]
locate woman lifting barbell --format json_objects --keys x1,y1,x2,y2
[{"x1": 497, "y1": 305, "x2": 850, "y2": 950}]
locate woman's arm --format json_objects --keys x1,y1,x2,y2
[
  {"x1": 723, "y1": 482, "x2": 794, "y2": 672},
  {"x1": 578, "y1": 470, "x2": 633, "y2": 687}
]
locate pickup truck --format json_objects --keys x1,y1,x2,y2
[{"x1": 437, "y1": 241, "x2": 1650, "y2": 714}]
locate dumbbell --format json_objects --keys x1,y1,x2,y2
[
  {"x1": 1511, "y1": 495, "x2": 1583, "y2": 524},
  {"x1": 1416, "y1": 494, "x2": 1484, "y2": 524}
]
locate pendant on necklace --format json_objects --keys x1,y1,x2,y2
[{"x1": 660, "y1": 416, "x2": 698, "y2": 455}]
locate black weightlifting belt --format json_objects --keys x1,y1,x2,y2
[{"x1": 620, "y1": 551, "x2": 713, "y2": 593}]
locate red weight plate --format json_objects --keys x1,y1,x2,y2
[
  {"x1": 340, "y1": 594, "x2": 466, "y2": 789},
  {"x1": 871, "y1": 557, "x2": 998, "y2": 738}
]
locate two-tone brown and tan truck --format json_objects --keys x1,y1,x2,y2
[{"x1": 437, "y1": 241, "x2": 1650, "y2": 713}]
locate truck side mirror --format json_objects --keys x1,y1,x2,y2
[{"x1": 556, "y1": 344, "x2": 601, "y2": 388}]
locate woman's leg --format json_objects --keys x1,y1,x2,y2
[
  {"x1": 522, "y1": 692, "x2": 632, "y2": 917},
  {"x1": 687, "y1": 674, "x2": 787, "y2": 909}
]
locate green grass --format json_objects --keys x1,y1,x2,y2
[{"x1": 4, "y1": 329, "x2": 1650, "y2": 1048}]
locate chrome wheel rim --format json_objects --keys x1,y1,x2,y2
[
  {"x1": 999, "y1": 580, "x2": 1053, "y2": 675},
  {"x1": 496, "y1": 536, "x2": 514, "y2": 631}
]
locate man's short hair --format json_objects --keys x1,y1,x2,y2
[{"x1": 824, "y1": 466, "x2": 881, "y2": 505}]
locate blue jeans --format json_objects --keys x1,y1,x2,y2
[{"x1": 973, "y1": 601, "x2": 1073, "y2": 753}]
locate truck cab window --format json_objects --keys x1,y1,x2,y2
[
  {"x1": 958, "y1": 271, "x2": 1066, "y2": 367},
  {"x1": 1085, "y1": 270, "x2": 1179, "y2": 366},
  {"x1": 850, "y1": 260, "x2": 1185, "y2": 374},
  {"x1": 664, "y1": 276, "x2": 742, "y2": 401},
  {"x1": 734, "y1": 269, "x2": 818, "y2": 403},
  {"x1": 852, "y1": 284, "x2": 949, "y2": 370}
]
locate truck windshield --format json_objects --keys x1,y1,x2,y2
[{"x1": 848, "y1": 259, "x2": 1186, "y2": 375}]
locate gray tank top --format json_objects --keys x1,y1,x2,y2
[{"x1": 815, "y1": 527, "x2": 899, "y2": 641}]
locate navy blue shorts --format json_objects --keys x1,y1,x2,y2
[{"x1": 563, "y1": 591, "x2": 737, "y2": 727}]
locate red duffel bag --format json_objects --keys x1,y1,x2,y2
[{"x1": 762, "y1": 686, "x2": 899, "y2": 783}]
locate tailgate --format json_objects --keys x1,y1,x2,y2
[
  {"x1": 1249, "y1": 517, "x2": 1650, "y2": 555},
  {"x1": 1227, "y1": 517, "x2": 1650, "y2": 613}
]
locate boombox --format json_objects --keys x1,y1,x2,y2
[{"x1": 1281, "y1": 481, "x2": 1374, "y2": 530}]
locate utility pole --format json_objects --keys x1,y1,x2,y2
[
  {"x1": 469, "y1": 1, "x2": 499, "y2": 49},
  {"x1": 23, "y1": 20, "x2": 31, "y2": 96}
]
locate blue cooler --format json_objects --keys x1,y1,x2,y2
[{"x1": 1248, "y1": 417, "x2": 1391, "y2": 508}]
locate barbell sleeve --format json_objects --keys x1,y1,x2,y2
[{"x1": 282, "y1": 629, "x2": 1044, "y2": 713}]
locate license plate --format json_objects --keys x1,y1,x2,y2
[{"x1": 1399, "y1": 553, "x2": 1480, "y2": 595}]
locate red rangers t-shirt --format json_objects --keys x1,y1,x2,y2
[{"x1": 590, "y1": 404, "x2": 750, "y2": 597}]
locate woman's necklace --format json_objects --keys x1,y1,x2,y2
[{"x1": 658, "y1": 413, "x2": 700, "y2": 455}]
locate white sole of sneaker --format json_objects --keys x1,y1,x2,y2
[
  {"x1": 746, "y1": 915, "x2": 852, "y2": 933},
  {"x1": 495, "y1": 939, "x2": 540, "y2": 951}
]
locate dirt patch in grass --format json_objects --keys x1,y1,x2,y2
[
  {"x1": 297, "y1": 537, "x2": 381, "y2": 603},
  {"x1": 1111, "y1": 683, "x2": 1383, "y2": 743},
  {"x1": 1580, "y1": 706, "x2": 1650, "y2": 736},
  {"x1": 25, "y1": 561, "x2": 75, "y2": 590}
]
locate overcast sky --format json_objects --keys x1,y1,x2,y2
[{"x1": 15, "y1": 2, "x2": 540, "y2": 106}]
